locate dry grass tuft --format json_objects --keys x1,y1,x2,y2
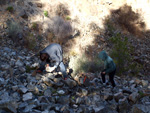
[{"x1": 51, "y1": 16, "x2": 73, "y2": 44}]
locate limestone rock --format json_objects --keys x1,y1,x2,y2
[{"x1": 23, "y1": 92, "x2": 33, "y2": 101}]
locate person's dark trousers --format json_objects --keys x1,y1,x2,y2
[{"x1": 101, "y1": 69, "x2": 116, "y2": 87}]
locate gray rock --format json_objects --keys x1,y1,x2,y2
[
  {"x1": 19, "y1": 102, "x2": 28, "y2": 109},
  {"x1": 129, "y1": 80, "x2": 135, "y2": 84},
  {"x1": 57, "y1": 96, "x2": 70, "y2": 104},
  {"x1": 15, "y1": 60, "x2": 24, "y2": 67},
  {"x1": 93, "y1": 95, "x2": 101, "y2": 102},
  {"x1": 23, "y1": 104, "x2": 36, "y2": 113},
  {"x1": 140, "y1": 96, "x2": 150, "y2": 105},
  {"x1": 49, "y1": 110, "x2": 56, "y2": 113},
  {"x1": 64, "y1": 78, "x2": 77, "y2": 88},
  {"x1": 19, "y1": 67, "x2": 26, "y2": 72},
  {"x1": 103, "y1": 93, "x2": 113, "y2": 101},
  {"x1": 118, "y1": 97, "x2": 129, "y2": 113},
  {"x1": 44, "y1": 89, "x2": 52, "y2": 97},
  {"x1": 19, "y1": 86, "x2": 28, "y2": 93},
  {"x1": 12, "y1": 85, "x2": 18, "y2": 91},
  {"x1": 47, "y1": 73, "x2": 55, "y2": 80},
  {"x1": 135, "y1": 78, "x2": 141, "y2": 84},
  {"x1": 114, "y1": 92, "x2": 124, "y2": 102},
  {"x1": 0, "y1": 92, "x2": 11, "y2": 100},
  {"x1": 54, "y1": 82, "x2": 64, "y2": 88},
  {"x1": 42, "y1": 76, "x2": 55, "y2": 86},
  {"x1": 141, "y1": 80, "x2": 149, "y2": 87},
  {"x1": 19, "y1": 10, "x2": 28, "y2": 19},
  {"x1": 85, "y1": 97, "x2": 91, "y2": 105},
  {"x1": 57, "y1": 90, "x2": 65, "y2": 95},
  {"x1": 42, "y1": 110, "x2": 49, "y2": 113},
  {"x1": 0, "y1": 78, "x2": 5, "y2": 85},
  {"x1": 76, "y1": 97, "x2": 82, "y2": 104},
  {"x1": 53, "y1": 77, "x2": 62, "y2": 83},
  {"x1": 0, "y1": 100, "x2": 17, "y2": 113},
  {"x1": 1, "y1": 64, "x2": 10, "y2": 70},
  {"x1": 132, "y1": 104, "x2": 150, "y2": 113},
  {"x1": 93, "y1": 106, "x2": 118, "y2": 113},
  {"x1": 23, "y1": 92, "x2": 33, "y2": 101},
  {"x1": 108, "y1": 99, "x2": 118, "y2": 110},
  {"x1": 129, "y1": 92, "x2": 139, "y2": 103},
  {"x1": 31, "y1": 63, "x2": 39, "y2": 68},
  {"x1": 93, "y1": 105, "x2": 105, "y2": 113},
  {"x1": 4, "y1": 47, "x2": 11, "y2": 52},
  {"x1": 82, "y1": 89, "x2": 88, "y2": 96},
  {"x1": 16, "y1": 0, "x2": 24, "y2": 6},
  {"x1": 36, "y1": 3, "x2": 42, "y2": 8},
  {"x1": 11, "y1": 51, "x2": 16, "y2": 56},
  {"x1": 12, "y1": 92, "x2": 21, "y2": 101},
  {"x1": 10, "y1": 59, "x2": 16, "y2": 66},
  {"x1": 122, "y1": 88, "x2": 132, "y2": 94}
]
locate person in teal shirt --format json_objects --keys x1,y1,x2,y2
[{"x1": 99, "y1": 50, "x2": 116, "y2": 87}]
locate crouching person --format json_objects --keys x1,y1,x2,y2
[
  {"x1": 37, "y1": 43, "x2": 68, "y2": 80},
  {"x1": 99, "y1": 50, "x2": 116, "y2": 87}
]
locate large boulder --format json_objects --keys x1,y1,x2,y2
[{"x1": 64, "y1": 78, "x2": 77, "y2": 88}]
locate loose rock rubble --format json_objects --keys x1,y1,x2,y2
[
  {"x1": 0, "y1": 38, "x2": 150, "y2": 113},
  {"x1": 0, "y1": 0, "x2": 150, "y2": 113}
]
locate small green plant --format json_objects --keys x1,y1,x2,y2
[
  {"x1": 44, "y1": 11, "x2": 48, "y2": 17},
  {"x1": 138, "y1": 91, "x2": 144, "y2": 97},
  {"x1": 6, "y1": 6, "x2": 14, "y2": 13},
  {"x1": 31, "y1": 22, "x2": 38, "y2": 30},
  {"x1": 71, "y1": 96, "x2": 75, "y2": 100},
  {"x1": 66, "y1": 16, "x2": 71, "y2": 20},
  {"x1": 26, "y1": 65, "x2": 37, "y2": 73}
]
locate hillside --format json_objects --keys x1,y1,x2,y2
[{"x1": 0, "y1": 0, "x2": 150, "y2": 113}]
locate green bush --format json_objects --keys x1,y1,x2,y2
[
  {"x1": 74, "y1": 54, "x2": 103, "y2": 74},
  {"x1": 6, "y1": 6, "x2": 14, "y2": 13},
  {"x1": 44, "y1": 11, "x2": 48, "y2": 17},
  {"x1": 109, "y1": 33, "x2": 142, "y2": 75}
]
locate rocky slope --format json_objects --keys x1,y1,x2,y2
[
  {"x1": 0, "y1": 37, "x2": 150, "y2": 113},
  {"x1": 0, "y1": 0, "x2": 150, "y2": 113}
]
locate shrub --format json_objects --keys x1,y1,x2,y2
[
  {"x1": 44, "y1": 11, "x2": 48, "y2": 17},
  {"x1": 24, "y1": 33, "x2": 37, "y2": 50},
  {"x1": 6, "y1": 6, "x2": 14, "y2": 13},
  {"x1": 31, "y1": 22, "x2": 38, "y2": 31},
  {"x1": 73, "y1": 54, "x2": 103, "y2": 75},
  {"x1": 51, "y1": 16, "x2": 72, "y2": 44},
  {"x1": 109, "y1": 33, "x2": 142, "y2": 75},
  {"x1": 6, "y1": 20, "x2": 22, "y2": 41}
]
